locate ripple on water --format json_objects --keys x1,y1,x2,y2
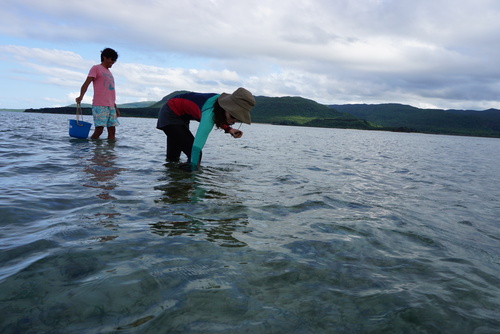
[{"x1": 1, "y1": 113, "x2": 499, "y2": 333}]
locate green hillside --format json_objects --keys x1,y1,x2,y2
[
  {"x1": 447, "y1": 109, "x2": 500, "y2": 131},
  {"x1": 68, "y1": 101, "x2": 156, "y2": 109},
  {"x1": 150, "y1": 93, "x2": 373, "y2": 129},
  {"x1": 251, "y1": 96, "x2": 374, "y2": 129},
  {"x1": 25, "y1": 106, "x2": 159, "y2": 118},
  {"x1": 330, "y1": 104, "x2": 500, "y2": 137},
  {"x1": 23, "y1": 93, "x2": 500, "y2": 138},
  {"x1": 148, "y1": 91, "x2": 189, "y2": 109}
]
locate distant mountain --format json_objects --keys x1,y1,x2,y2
[
  {"x1": 23, "y1": 94, "x2": 500, "y2": 138},
  {"x1": 69, "y1": 101, "x2": 157, "y2": 109},
  {"x1": 252, "y1": 96, "x2": 374, "y2": 129},
  {"x1": 119, "y1": 101, "x2": 157, "y2": 108},
  {"x1": 446, "y1": 108, "x2": 500, "y2": 131},
  {"x1": 330, "y1": 103, "x2": 500, "y2": 137},
  {"x1": 1, "y1": 108, "x2": 24, "y2": 112},
  {"x1": 148, "y1": 91, "x2": 189, "y2": 109}
]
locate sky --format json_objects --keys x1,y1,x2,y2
[{"x1": 1, "y1": 0, "x2": 500, "y2": 110}]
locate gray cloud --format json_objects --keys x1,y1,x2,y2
[{"x1": 2, "y1": 0, "x2": 500, "y2": 109}]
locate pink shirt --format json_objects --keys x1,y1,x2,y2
[{"x1": 88, "y1": 65, "x2": 116, "y2": 107}]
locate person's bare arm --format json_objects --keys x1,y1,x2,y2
[{"x1": 75, "y1": 77, "x2": 94, "y2": 103}]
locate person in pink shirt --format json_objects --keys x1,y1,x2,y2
[{"x1": 76, "y1": 48, "x2": 120, "y2": 140}]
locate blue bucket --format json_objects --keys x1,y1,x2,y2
[{"x1": 69, "y1": 119, "x2": 92, "y2": 139}]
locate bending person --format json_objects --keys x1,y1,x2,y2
[{"x1": 156, "y1": 87, "x2": 255, "y2": 170}]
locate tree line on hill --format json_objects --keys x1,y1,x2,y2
[{"x1": 24, "y1": 92, "x2": 500, "y2": 138}]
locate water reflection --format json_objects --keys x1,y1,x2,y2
[
  {"x1": 153, "y1": 162, "x2": 204, "y2": 204},
  {"x1": 82, "y1": 140, "x2": 125, "y2": 242},
  {"x1": 152, "y1": 163, "x2": 249, "y2": 247},
  {"x1": 83, "y1": 140, "x2": 122, "y2": 200}
]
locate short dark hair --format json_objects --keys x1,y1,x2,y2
[{"x1": 101, "y1": 48, "x2": 118, "y2": 62}]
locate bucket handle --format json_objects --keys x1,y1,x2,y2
[{"x1": 75, "y1": 103, "x2": 86, "y2": 126}]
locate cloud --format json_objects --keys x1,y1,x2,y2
[
  {"x1": 2, "y1": 0, "x2": 500, "y2": 110},
  {"x1": 0, "y1": 45, "x2": 89, "y2": 69}
]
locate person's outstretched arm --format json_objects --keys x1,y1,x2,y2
[{"x1": 76, "y1": 77, "x2": 94, "y2": 103}]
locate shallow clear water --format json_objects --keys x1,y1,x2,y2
[{"x1": 0, "y1": 111, "x2": 499, "y2": 333}]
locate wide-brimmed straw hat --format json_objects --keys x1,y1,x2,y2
[{"x1": 218, "y1": 87, "x2": 255, "y2": 124}]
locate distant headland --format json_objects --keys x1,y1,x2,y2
[{"x1": 22, "y1": 92, "x2": 500, "y2": 138}]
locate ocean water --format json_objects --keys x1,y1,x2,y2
[{"x1": 0, "y1": 111, "x2": 499, "y2": 334}]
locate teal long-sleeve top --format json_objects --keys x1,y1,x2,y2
[{"x1": 191, "y1": 95, "x2": 219, "y2": 169}]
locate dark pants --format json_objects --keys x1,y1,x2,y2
[{"x1": 161, "y1": 125, "x2": 201, "y2": 163}]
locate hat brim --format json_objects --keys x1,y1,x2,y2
[{"x1": 218, "y1": 93, "x2": 252, "y2": 124}]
